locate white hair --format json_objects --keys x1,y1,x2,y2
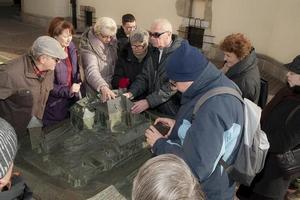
[
  {"x1": 132, "y1": 154, "x2": 205, "y2": 200},
  {"x1": 151, "y1": 18, "x2": 173, "y2": 33},
  {"x1": 93, "y1": 17, "x2": 117, "y2": 36}
]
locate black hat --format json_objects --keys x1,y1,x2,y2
[{"x1": 285, "y1": 55, "x2": 300, "y2": 74}]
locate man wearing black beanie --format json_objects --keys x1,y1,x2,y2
[{"x1": 145, "y1": 41, "x2": 244, "y2": 200}]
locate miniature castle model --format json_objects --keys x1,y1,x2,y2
[{"x1": 23, "y1": 94, "x2": 151, "y2": 188}]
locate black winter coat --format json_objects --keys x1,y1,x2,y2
[
  {"x1": 226, "y1": 49, "x2": 261, "y2": 104},
  {"x1": 237, "y1": 86, "x2": 300, "y2": 200},
  {"x1": 116, "y1": 27, "x2": 129, "y2": 53},
  {"x1": 128, "y1": 35, "x2": 183, "y2": 116},
  {"x1": 111, "y1": 44, "x2": 150, "y2": 93}
]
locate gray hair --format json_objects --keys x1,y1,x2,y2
[
  {"x1": 93, "y1": 17, "x2": 117, "y2": 36},
  {"x1": 151, "y1": 18, "x2": 173, "y2": 33},
  {"x1": 129, "y1": 28, "x2": 149, "y2": 46},
  {"x1": 132, "y1": 154, "x2": 205, "y2": 200}
]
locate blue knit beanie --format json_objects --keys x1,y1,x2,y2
[{"x1": 165, "y1": 40, "x2": 208, "y2": 82}]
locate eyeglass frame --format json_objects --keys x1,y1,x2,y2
[
  {"x1": 98, "y1": 32, "x2": 114, "y2": 40},
  {"x1": 149, "y1": 31, "x2": 169, "y2": 38},
  {"x1": 169, "y1": 80, "x2": 177, "y2": 88},
  {"x1": 131, "y1": 43, "x2": 146, "y2": 50}
]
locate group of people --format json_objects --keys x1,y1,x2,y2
[{"x1": 0, "y1": 12, "x2": 299, "y2": 200}]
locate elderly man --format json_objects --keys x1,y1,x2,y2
[
  {"x1": 124, "y1": 18, "x2": 183, "y2": 116},
  {"x1": 0, "y1": 36, "x2": 67, "y2": 135}
]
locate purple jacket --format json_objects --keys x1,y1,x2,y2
[{"x1": 43, "y1": 41, "x2": 80, "y2": 126}]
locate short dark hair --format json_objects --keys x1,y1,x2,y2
[
  {"x1": 122, "y1": 14, "x2": 136, "y2": 25},
  {"x1": 48, "y1": 17, "x2": 74, "y2": 38}
]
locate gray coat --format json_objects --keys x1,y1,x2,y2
[
  {"x1": 79, "y1": 28, "x2": 117, "y2": 95},
  {"x1": 129, "y1": 35, "x2": 183, "y2": 116},
  {"x1": 226, "y1": 49, "x2": 261, "y2": 104}
]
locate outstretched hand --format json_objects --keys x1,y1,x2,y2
[
  {"x1": 100, "y1": 86, "x2": 116, "y2": 102},
  {"x1": 130, "y1": 99, "x2": 149, "y2": 114}
]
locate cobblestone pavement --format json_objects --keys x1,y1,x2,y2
[{"x1": 0, "y1": 5, "x2": 44, "y2": 61}]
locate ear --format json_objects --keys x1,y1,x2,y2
[{"x1": 37, "y1": 55, "x2": 47, "y2": 65}]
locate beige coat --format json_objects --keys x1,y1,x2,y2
[{"x1": 79, "y1": 28, "x2": 117, "y2": 96}]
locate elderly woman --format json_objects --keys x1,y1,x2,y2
[
  {"x1": 112, "y1": 28, "x2": 150, "y2": 92},
  {"x1": 220, "y1": 33, "x2": 261, "y2": 103},
  {"x1": 79, "y1": 17, "x2": 118, "y2": 102},
  {"x1": 43, "y1": 17, "x2": 81, "y2": 127},
  {"x1": 237, "y1": 58, "x2": 300, "y2": 200},
  {"x1": 132, "y1": 154, "x2": 205, "y2": 200}
]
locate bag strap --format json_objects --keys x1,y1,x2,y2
[
  {"x1": 192, "y1": 86, "x2": 243, "y2": 171},
  {"x1": 192, "y1": 87, "x2": 243, "y2": 120}
]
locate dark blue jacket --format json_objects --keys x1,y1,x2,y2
[
  {"x1": 43, "y1": 41, "x2": 80, "y2": 126},
  {"x1": 153, "y1": 62, "x2": 244, "y2": 200}
]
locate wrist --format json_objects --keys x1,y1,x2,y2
[{"x1": 97, "y1": 85, "x2": 108, "y2": 92}]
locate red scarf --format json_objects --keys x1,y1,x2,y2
[{"x1": 65, "y1": 48, "x2": 72, "y2": 87}]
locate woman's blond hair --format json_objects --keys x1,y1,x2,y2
[
  {"x1": 93, "y1": 17, "x2": 117, "y2": 36},
  {"x1": 132, "y1": 154, "x2": 205, "y2": 200}
]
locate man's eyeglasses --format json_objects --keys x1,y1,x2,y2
[
  {"x1": 149, "y1": 31, "x2": 168, "y2": 38},
  {"x1": 131, "y1": 44, "x2": 146, "y2": 50},
  {"x1": 169, "y1": 80, "x2": 177, "y2": 88}
]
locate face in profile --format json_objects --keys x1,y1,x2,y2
[
  {"x1": 149, "y1": 24, "x2": 171, "y2": 49},
  {"x1": 98, "y1": 32, "x2": 114, "y2": 44},
  {"x1": 286, "y1": 71, "x2": 300, "y2": 87},
  {"x1": 38, "y1": 55, "x2": 60, "y2": 71},
  {"x1": 55, "y1": 29, "x2": 73, "y2": 48},
  {"x1": 223, "y1": 51, "x2": 240, "y2": 67}
]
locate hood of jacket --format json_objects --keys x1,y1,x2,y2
[
  {"x1": 163, "y1": 34, "x2": 183, "y2": 56},
  {"x1": 226, "y1": 48, "x2": 257, "y2": 78}
]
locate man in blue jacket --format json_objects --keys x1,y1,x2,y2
[{"x1": 145, "y1": 41, "x2": 244, "y2": 199}]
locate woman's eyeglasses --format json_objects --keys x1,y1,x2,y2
[
  {"x1": 99, "y1": 33, "x2": 113, "y2": 40},
  {"x1": 131, "y1": 44, "x2": 146, "y2": 50},
  {"x1": 149, "y1": 31, "x2": 168, "y2": 38}
]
